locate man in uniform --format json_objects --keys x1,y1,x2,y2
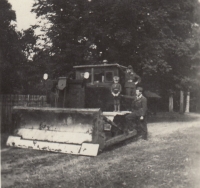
[
  {"x1": 125, "y1": 87, "x2": 148, "y2": 140},
  {"x1": 124, "y1": 65, "x2": 141, "y2": 97},
  {"x1": 124, "y1": 65, "x2": 141, "y2": 110}
]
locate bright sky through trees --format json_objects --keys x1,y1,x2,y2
[
  {"x1": 8, "y1": 0, "x2": 200, "y2": 31},
  {"x1": 8, "y1": 0, "x2": 36, "y2": 30}
]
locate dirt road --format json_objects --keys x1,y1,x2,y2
[
  {"x1": 149, "y1": 113, "x2": 200, "y2": 136},
  {"x1": 149, "y1": 113, "x2": 200, "y2": 188}
]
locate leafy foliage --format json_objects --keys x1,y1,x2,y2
[
  {"x1": 30, "y1": 0, "x2": 200, "y2": 92},
  {"x1": 0, "y1": 0, "x2": 43, "y2": 94},
  {"x1": 0, "y1": 0, "x2": 27, "y2": 94},
  {"x1": 1, "y1": 0, "x2": 200, "y2": 94}
]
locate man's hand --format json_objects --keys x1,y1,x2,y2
[{"x1": 140, "y1": 116, "x2": 144, "y2": 120}]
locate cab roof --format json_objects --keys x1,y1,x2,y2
[{"x1": 73, "y1": 63, "x2": 127, "y2": 69}]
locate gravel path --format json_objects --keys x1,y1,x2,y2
[
  {"x1": 149, "y1": 113, "x2": 200, "y2": 188},
  {"x1": 149, "y1": 113, "x2": 200, "y2": 136}
]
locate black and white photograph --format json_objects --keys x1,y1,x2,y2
[{"x1": 1, "y1": 0, "x2": 200, "y2": 187}]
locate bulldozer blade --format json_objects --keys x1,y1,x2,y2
[
  {"x1": 7, "y1": 107, "x2": 139, "y2": 155},
  {"x1": 6, "y1": 136, "x2": 99, "y2": 156},
  {"x1": 9, "y1": 106, "x2": 103, "y2": 145}
]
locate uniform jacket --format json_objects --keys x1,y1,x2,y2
[
  {"x1": 132, "y1": 95, "x2": 147, "y2": 116},
  {"x1": 111, "y1": 83, "x2": 122, "y2": 94},
  {"x1": 125, "y1": 71, "x2": 141, "y2": 88}
]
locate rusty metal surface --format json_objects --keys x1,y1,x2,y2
[
  {"x1": 105, "y1": 130, "x2": 137, "y2": 147},
  {"x1": 13, "y1": 106, "x2": 101, "y2": 114},
  {"x1": 6, "y1": 136, "x2": 99, "y2": 156},
  {"x1": 103, "y1": 111, "x2": 130, "y2": 121},
  {"x1": 16, "y1": 129, "x2": 92, "y2": 144},
  {"x1": 79, "y1": 143, "x2": 99, "y2": 156},
  {"x1": 13, "y1": 107, "x2": 99, "y2": 132},
  {"x1": 57, "y1": 77, "x2": 67, "y2": 90},
  {"x1": 65, "y1": 84, "x2": 85, "y2": 108},
  {"x1": 7, "y1": 107, "x2": 138, "y2": 155},
  {"x1": 10, "y1": 107, "x2": 101, "y2": 145}
]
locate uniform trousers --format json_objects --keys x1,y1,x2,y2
[{"x1": 125, "y1": 111, "x2": 147, "y2": 137}]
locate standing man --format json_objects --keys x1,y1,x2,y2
[
  {"x1": 124, "y1": 65, "x2": 141, "y2": 97},
  {"x1": 125, "y1": 87, "x2": 148, "y2": 140}
]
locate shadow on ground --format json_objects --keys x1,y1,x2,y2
[{"x1": 100, "y1": 134, "x2": 145, "y2": 155}]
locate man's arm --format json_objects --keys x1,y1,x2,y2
[
  {"x1": 119, "y1": 84, "x2": 122, "y2": 93},
  {"x1": 130, "y1": 72, "x2": 141, "y2": 83},
  {"x1": 140, "y1": 97, "x2": 147, "y2": 117},
  {"x1": 135, "y1": 74, "x2": 141, "y2": 83}
]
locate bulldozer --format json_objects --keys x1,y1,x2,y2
[{"x1": 7, "y1": 64, "x2": 140, "y2": 156}]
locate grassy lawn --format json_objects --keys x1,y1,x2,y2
[{"x1": 1, "y1": 112, "x2": 200, "y2": 188}]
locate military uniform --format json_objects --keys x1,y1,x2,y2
[
  {"x1": 125, "y1": 94, "x2": 148, "y2": 138},
  {"x1": 111, "y1": 83, "x2": 122, "y2": 105},
  {"x1": 124, "y1": 71, "x2": 141, "y2": 97},
  {"x1": 111, "y1": 76, "x2": 122, "y2": 112}
]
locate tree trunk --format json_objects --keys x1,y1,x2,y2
[
  {"x1": 180, "y1": 90, "x2": 184, "y2": 114},
  {"x1": 169, "y1": 94, "x2": 173, "y2": 112},
  {"x1": 185, "y1": 91, "x2": 190, "y2": 113}
]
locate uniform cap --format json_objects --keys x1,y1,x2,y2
[
  {"x1": 136, "y1": 87, "x2": 143, "y2": 92},
  {"x1": 113, "y1": 76, "x2": 119, "y2": 81},
  {"x1": 127, "y1": 65, "x2": 133, "y2": 69}
]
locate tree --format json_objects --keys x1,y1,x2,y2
[
  {"x1": 31, "y1": 0, "x2": 200, "y2": 93},
  {"x1": 0, "y1": 0, "x2": 27, "y2": 94}
]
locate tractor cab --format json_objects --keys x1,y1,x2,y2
[
  {"x1": 74, "y1": 64, "x2": 126, "y2": 87},
  {"x1": 56, "y1": 64, "x2": 127, "y2": 111}
]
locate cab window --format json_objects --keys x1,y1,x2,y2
[
  {"x1": 105, "y1": 71, "x2": 114, "y2": 82},
  {"x1": 94, "y1": 71, "x2": 104, "y2": 82}
]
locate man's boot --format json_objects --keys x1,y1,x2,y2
[{"x1": 142, "y1": 133, "x2": 148, "y2": 140}]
